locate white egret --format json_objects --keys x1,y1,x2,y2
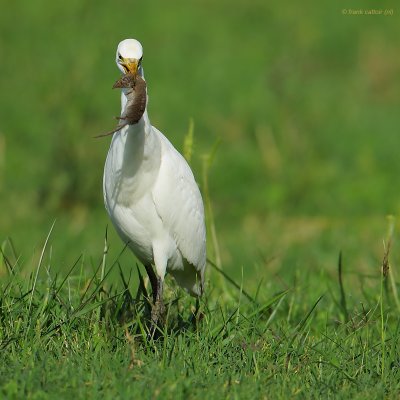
[{"x1": 103, "y1": 39, "x2": 206, "y2": 324}]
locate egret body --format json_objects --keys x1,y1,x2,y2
[{"x1": 103, "y1": 39, "x2": 206, "y2": 323}]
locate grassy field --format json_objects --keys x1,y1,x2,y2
[{"x1": 1, "y1": 0, "x2": 400, "y2": 398}]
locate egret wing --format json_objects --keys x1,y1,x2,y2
[{"x1": 152, "y1": 131, "x2": 206, "y2": 274}]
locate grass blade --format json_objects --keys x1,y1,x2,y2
[
  {"x1": 208, "y1": 258, "x2": 257, "y2": 305},
  {"x1": 338, "y1": 251, "x2": 349, "y2": 323},
  {"x1": 27, "y1": 220, "x2": 56, "y2": 316}
]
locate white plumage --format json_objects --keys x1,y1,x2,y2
[{"x1": 103, "y1": 39, "x2": 206, "y2": 310}]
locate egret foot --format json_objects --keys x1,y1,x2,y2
[{"x1": 151, "y1": 297, "x2": 165, "y2": 326}]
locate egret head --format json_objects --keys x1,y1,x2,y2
[{"x1": 116, "y1": 39, "x2": 143, "y2": 76}]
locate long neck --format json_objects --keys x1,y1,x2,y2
[
  {"x1": 104, "y1": 71, "x2": 161, "y2": 205},
  {"x1": 117, "y1": 86, "x2": 155, "y2": 160},
  {"x1": 106, "y1": 89, "x2": 160, "y2": 184}
]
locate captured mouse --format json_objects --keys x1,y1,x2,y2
[{"x1": 95, "y1": 74, "x2": 147, "y2": 138}]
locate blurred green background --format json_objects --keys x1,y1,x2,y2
[{"x1": 0, "y1": 0, "x2": 399, "y2": 287}]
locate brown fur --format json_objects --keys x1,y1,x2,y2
[{"x1": 95, "y1": 74, "x2": 147, "y2": 138}]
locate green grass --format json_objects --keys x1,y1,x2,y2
[
  {"x1": 1, "y1": 0, "x2": 400, "y2": 398},
  {"x1": 1, "y1": 223, "x2": 400, "y2": 399}
]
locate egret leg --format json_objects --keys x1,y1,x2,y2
[
  {"x1": 144, "y1": 264, "x2": 158, "y2": 303},
  {"x1": 195, "y1": 297, "x2": 200, "y2": 316},
  {"x1": 151, "y1": 277, "x2": 165, "y2": 325},
  {"x1": 143, "y1": 265, "x2": 165, "y2": 336},
  {"x1": 189, "y1": 297, "x2": 202, "y2": 327}
]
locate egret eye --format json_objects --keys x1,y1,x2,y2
[{"x1": 118, "y1": 54, "x2": 123, "y2": 61}]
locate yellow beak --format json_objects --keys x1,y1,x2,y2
[{"x1": 120, "y1": 58, "x2": 139, "y2": 75}]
